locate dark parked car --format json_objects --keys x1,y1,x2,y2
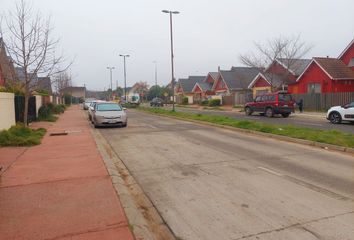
[
  {"x1": 244, "y1": 92, "x2": 295, "y2": 118},
  {"x1": 150, "y1": 97, "x2": 164, "y2": 107}
]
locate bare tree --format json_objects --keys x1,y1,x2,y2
[
  {"x1": 54, "y1": 71, "x2": 72, "y2": 94},
  {"x1": 0, "y1": 0, "x2": 71, "y2": 125},
  {"x1": 239, "y1": 35, "x2": 312, "y2": 91}
]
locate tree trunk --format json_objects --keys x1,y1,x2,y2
[{"x1": 23, "y1": 92, "x2": 29, "y2": 126}]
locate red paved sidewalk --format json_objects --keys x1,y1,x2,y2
[{"x1": 0, "y1": 105, "x2": 134, "y2": 240}]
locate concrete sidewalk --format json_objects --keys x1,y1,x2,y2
[{"x1": 0, "y1": 105, "x2": 134, "y2": 240}]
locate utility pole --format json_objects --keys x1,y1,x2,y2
[
  {"x1": 162, "y1": 10, "x2": 179, "y2": 111},
  {"x1": 106, "y1": 67, "x2": 115, "y2": 100},
  {"x1": 119, "y1": 54, "x2": 130, "y2": 102}
]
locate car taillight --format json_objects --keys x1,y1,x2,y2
[{"x1": 275, "y1": 102, "x2": 279, "y2": 107}]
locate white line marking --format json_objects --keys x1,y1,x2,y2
[
  {"x1": 257, "y1": 167, "x2": 284, "y2": 177},
  {"x1": 148, "y1": 125, "x2": 158, "y2": 129}
]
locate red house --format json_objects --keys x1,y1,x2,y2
[
  {"x1": 289, "y1": 38, "x2": 354, "y2": 94},
  {"x1": 338, "y1": 38, "x2": 354, "y2": 70},
  {"x1": 248, "y1": 58, "x2": 310, "y2": 97},
  {"x1": 191, "y1": 72, "x2": 217, "y2": 103},
  {"x1": 289, "y1": 57, "x2": 354, "y2": 93}
]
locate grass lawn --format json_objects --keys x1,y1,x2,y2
[
  {"x1": 0, "y1": 125, "x2": 46, "y2": 146},
  {"x1": 137, "y1": 107, "x2": 354, "y2": 148}
]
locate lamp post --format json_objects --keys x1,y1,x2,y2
[
  {"x1": 119, "y1": 54, "x2": 130, "y2": 102},
  {"x1": 106, "y1": 67, "x2": 115, "y2": 100},
  {"x1": 162, "y1": 9, "x2": 179, "y2": 111},
  {"x1": 153, "y1": 61, "x2": 158, "y2": 98}
]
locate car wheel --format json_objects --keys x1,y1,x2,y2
[
  {"x1": 122, "y1": 122, "x2": 127, "y2": 127},
  {"x1": 329, "y1": 112, "x2": 342, "y2": 124},
  {"x1": 281, "y1": 113, "x2": 290, "y2": 118},
  {"x1": 265, "y1": 108, "x2": 274, "y2": 118},
  {"x1": 245, "y1": 107, "x2": 253, "y2": 116}
]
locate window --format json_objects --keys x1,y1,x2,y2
[
  {"x1": 255, "y1": 96, "x2": 262, "y2": 102},
  {"x1": 278, "y1": 94, "x2": 292, "y2": 101},
  {"x1": 349, "y1": 58, "x2": 354, "y2": 67},
  {"x1": 307, "y1": 83, "x2": 321, "y2": 93},
  {"x1": 96, "y1": 103, "x2": 122, "y2": 111}
]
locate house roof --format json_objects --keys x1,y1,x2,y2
[
  {"x1": 220, "y1": 67, "x2": 261, "y2": 90},
  {"x1": 338, "y1": 38, "x2": 354, "y2": 59},
  {"x1": 15, "y1": 67, "x2": 38, "y2": 82},
  {"x1": 192, "y1": 81, "x2": 213, "y2": 92},
  {"x1": 276, "y1": 58, "x2": 311, "y2": 76},
  {"x1": 37, "y1": 77, "x2": 52, "y2": 94},
  {"x1": 177, "y1": 76, "x2": 205, "y2": 93},
  {"x1": 314, "y1": 57, "x2": 354, "y2": 80},
  {"x1": 208, "y1": 72, "x2": 218, "y2": 80},
  {"x1": 248, "y1": 72, "x2": 291, "y2": 89}
]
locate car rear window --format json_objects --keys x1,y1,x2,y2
[
  {"x1": 96, "y1": 103, "x2": 122, "y2": 111},
  {"x1": 278, "y1": 94, "x2": 292, "y2": 102}
]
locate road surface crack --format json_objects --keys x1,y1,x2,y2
[{"x1": 232, "y1": 211, "x2": 353, "y2": 240}]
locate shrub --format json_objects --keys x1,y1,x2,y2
[
  {"x1": 208, "y1": 99, "x2": 221, "y2": 107},
  {"x1": 52, "y1": 104, "x2": 65, "y2": 114},
  {"x1": 182, "y1": 97, "x2": 189, "y2": 105},
  {"x1": 0, "y1": 124, "x2": 46, "y2": 146},
  {"x1": 200, "y1": 100, "x2": 209, "y2": 106},
  {"x1": 38, "y1": 105, "x2": 51, "y2": 119},
  {"x1": 122, "y1": 102, "x2": 139, "y2": 108}
]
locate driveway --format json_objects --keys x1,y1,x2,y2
[
  {"x1": 98, "y1": 110, "x2": 354, "y2": 240},
  {"x1": 160, "y1": 105, "x2": 354, "y2": 134}
]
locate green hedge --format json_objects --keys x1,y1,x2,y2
[
  {"x1": 182, "y1": 97, "x2": 189, "y2": 105},
  {"x1": 208, "y1": 99, "x2": 221, "y2": 106},
  {"x1": 0, "y1": 124, "x2": 46, "y2": 146},
  {"x1": 200, "y1": 100, "x2": 209, "y2": 106}
]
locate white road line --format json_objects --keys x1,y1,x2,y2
[
  {"x1": 148, "y1": 125, "x2": 158, "y2": 129},
  {"x1": 257, "y1": 166, "x2": 284, "y2": 177},
  {"x1": 297, "y1": 122, "x2": 323, "y2": 126}
]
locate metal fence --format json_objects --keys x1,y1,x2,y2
[
  {"x1": 14, "y1": 96, "x2": 36, "y2": 123},
  {"x1": 292, "y1": 92, "x2": 354, "y2": 111}
]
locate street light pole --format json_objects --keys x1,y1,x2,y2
[
  {"x1": 162, "y1": 10, "x2": 179, "y2": 111},
  {"x1": 119, "y1": 54, "x2": 130, "y2": 102},
  {"x1": 153, "y1": 61, "x2": 158, "y2": 98},
  {"x1": 106, "y1": 67, "x2": 115, "y2": 100}
]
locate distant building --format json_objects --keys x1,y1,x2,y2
[
  {"x1": 60, "y1": 86, "x2": 86, "y2": 99},
  {"x1": 0, "y1": 38, "x2": 16, "y2": 87}
]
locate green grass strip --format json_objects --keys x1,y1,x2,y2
[
  {"x1": 137, "y1": 107, "x2": 354, "y2": 148},
  {"x1": 0, "y1": 125, "x2": 47, "y2": 147}
]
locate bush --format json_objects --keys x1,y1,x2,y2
[
  {"x1": 200, "y1": 100, "x2": 209, "y2": 106},
  {"x1": 122, "y1": 102, "x2": 140, "y2": 108},
  {"x1": 38, "y1": 103, "x2": 65, "y2": 121},
  {"x1": 38, "y1": 105, "x2": 51, "y2": 119},
  {"x1": 0, "y1": 124, "x2": 46, "y2": 146},
  {"x1": 208, "y1": 99, "x2": 221, "y2": 107},
  {"x1": 182, "y1": 97, "x2": 189, "y2": 105},
  {"x1": 52, "y1": 104, "x2": 65, "y2": 114}
]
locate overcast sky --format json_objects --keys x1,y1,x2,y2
[{"x1": 1, "y1": 0, "x2": 354, "y2": 91}]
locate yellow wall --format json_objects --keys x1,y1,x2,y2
[
  {"x1": 253, "y1": 87, "x2": 271, "y2": 98},
  {"x1": 0, "y1": 92, "x2": 15, "y2": 130}
]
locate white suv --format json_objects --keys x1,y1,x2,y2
[{"x1": 326, "y1": 102, "x2": 354, "y2": 124}]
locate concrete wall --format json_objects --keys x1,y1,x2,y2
[
  {"x1": 0, "y1": 92, "x2": 15, "y2": 130},
  {"x1": 35, "y1": 95, "x2": 43, "y2": 117}
]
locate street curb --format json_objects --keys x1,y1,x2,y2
[
  {"x1": 135, "y1": 110, "x2": 354, "y2": 155},
  {"x1": 91, "y1": 127, "x2": 177, "y2": 240}
]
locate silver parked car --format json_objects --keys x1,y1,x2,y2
[
  {"x1": 92, "y1": 102, "x2": 127, "y2": 128},
  {"x1": 88, "y1": 100, "x2": 105, "y2": 121}
]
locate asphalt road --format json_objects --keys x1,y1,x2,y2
[
  {"x1": 160, "y1": 105, "x2": 354, "y2": 134},
  {"x1": 99, "y1": 110, "x2": 354, "y2": 240}
]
